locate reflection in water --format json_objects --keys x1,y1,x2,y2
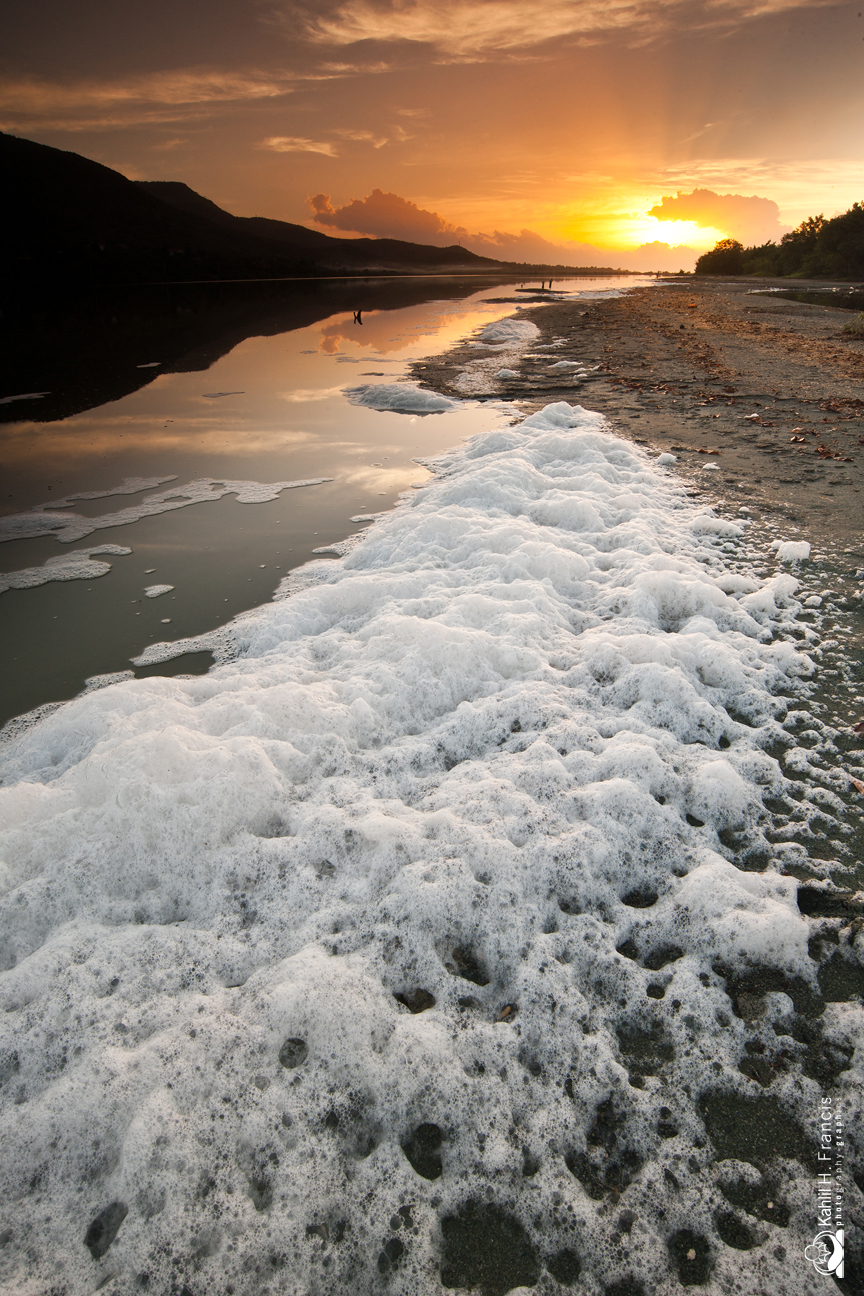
[
  {"x1": 753, "y1": 287, "x2": 864, "y2": 312},
  {"x1": 0, "y1": 276, "x2": 524, "y2": 427},
  {"x1": 0, "y1": 275, "x2": 641, "y2": 726},
  {"x1": 317, "y1": 303, "x2": 475, "y2": 355}
]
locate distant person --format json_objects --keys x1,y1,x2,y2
[{"x1": 353, "y1": 310, "x2": 363, "y2": 325}]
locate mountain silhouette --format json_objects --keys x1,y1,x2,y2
[{"x1": 1, "y1": 132, "x2": 502, "y2": 286}]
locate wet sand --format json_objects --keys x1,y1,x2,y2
[{"x1": 411, "y1": 278, "x2": 864, "y2": 553}]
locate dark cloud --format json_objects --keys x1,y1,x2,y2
[{"x1": 648, "y1": 188, "x2": 789, "y2": 243}]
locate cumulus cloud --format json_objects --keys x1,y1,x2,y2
[
  {"x1": 262, "y1": 136, "x2": 339, "y2": 155},
  {"x1": 295, "y1": 0, "x2": 838, "y2": 57},
  {"x1": 468, "y1": 227, "x2": 579, "y2": 261},
  {"x1": 649, "y1": 188, "x2": 789, "y2": 244},
  {"x1": 308, "y1": 189, "x2": 700, "y2": 268},
  {"x1": 310, "y1": 189, "x2": 466, "y2": 241}
]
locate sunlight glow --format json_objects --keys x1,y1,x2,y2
[
  {"x1": 626, "y1": 215, "x2": 726, "y2": 248},
  {"x1": 564, "y1": 213, "x2": 727, "y2": 251}
]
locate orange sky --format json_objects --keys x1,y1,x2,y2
[{"x1": 2, "y1": 0, "x2": 863, "y2": 269}]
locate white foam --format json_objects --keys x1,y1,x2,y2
[
  {"x1": 0, "y1": 478, "x2": 331, "y2": 546},
  {"x1": 42, "y1": 477, "x2": 178, "y2": 509},
  {"x1": 343, "y1": 383, "x2": 458, "y2": 413},
  {"x1": 0, "y1": 544, "x2": 131, "y2": 594},
  {"x1": 144, "y1": 585, "x2": 174, "y2": 599},
  {"x1": 774, "y1": 539, "x2": 811, "y2": 563},
  {"x1": 312, "y1": 534, "x2": 367, "y2": 558},
  {"x1": 82, "y1": 671, "x2": 136, "y2": 693},
  {"x1": 455, "y1": 314, "x2": 549, "y2": 395},
  {"x1": 546, "y1": 360, "x2": 587, "y2": 373},
  {"x1": 474, "y1": 318, "x2": 540, "y2": 346},
  {"x1": 0, "y1": 403, "x2": 837, "y2": 1295}
]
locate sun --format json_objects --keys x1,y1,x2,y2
[
  {"x1": 615, "y1": 214, "x2": 727, "y2": 250},
  {"x1": 561, "y1": 211, "x2": 728, "y2": 251}
]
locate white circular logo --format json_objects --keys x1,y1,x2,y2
[{"x1": 805, "y1": 1230, "x2": 844, "y2": 1277}]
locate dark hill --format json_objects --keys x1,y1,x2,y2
[
  {"x1": 136, "y1": 180, "x2": 333, "y2": 249},
  {"x1": 135, "y1": 178, "x2": 493, "y2": 271},
  {"x1": 0, "y1": 133, "x2": 502, "y2": 286}
]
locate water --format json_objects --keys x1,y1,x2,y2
[
  {"x1": 753, "y1": 286, "x2": 864, "y2": 312},
  {"x1": 0, "y1": 275, "x2": 640, "y2": 726}
]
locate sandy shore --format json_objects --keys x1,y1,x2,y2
[{"x1": 411, "y1": 278, "x2": 864, "y2": 554}]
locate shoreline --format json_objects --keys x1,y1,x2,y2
[
  {"x1": 411, "y1": 278, "x2": 864, "y2": 554},
  {"x1": 410, "y1": 275, "x2": 864, "y2": 882}
]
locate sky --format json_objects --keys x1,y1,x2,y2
[{"x1": 2, "y1": 0, "x2": 863, "y2": 270}]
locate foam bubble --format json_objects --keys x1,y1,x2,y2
[
  {"x1": 0, "y1": 544, "x2": 132, "y2": 594},
  {"x1": 0, "y1": 478, "x2": 331, "y2": 546},
  {"x1": 43, "y1": 477, "x2": 178, "y2": 509},
  {"x1": 0, "y1": 402, "x2": 838, "y2": 1295},
  {"x1": 475, "y1": 319, "x2": 540, "y2": 346},
  {"x1": 343, "y1": 384, "x2": 458, "y2": 414},
  {"x1": 774, "y1": 539, "x2": 811, "y2": 563}
]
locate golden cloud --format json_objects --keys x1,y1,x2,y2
[
  {"x1": 0, "y1": 68, "x2": 299, "y2": 131},
  {"x1": 332, "y1": 128, "x2": 391, "y2": 147},
  {"x1": 648, "y1": 188, "x2": 789, "y2": 242},
  {"x1": 260, "y1": 136, "x2": 339, "y2": 155},
  {"x1": 0, "y1": 69, "x2": 295, "y2": 112},
  {"x1": 298, "y1": 0, "x2": 835, "y2": 56}
]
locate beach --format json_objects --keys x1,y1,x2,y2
[{"x1": 412, "y1": 278, "x2": 864, "y2": 552}]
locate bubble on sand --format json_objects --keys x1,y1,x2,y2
[
  {"x1": 474, "y1": 318, "x2": 540, "y2": 346},
  {"x1": 773, "y1": 540, "x2": 810, "y2": 563}
]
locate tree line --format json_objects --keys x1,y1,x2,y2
[{"x1": 695, "y1": 201, "x2": 864, "y2": 277}]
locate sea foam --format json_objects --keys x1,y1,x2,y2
[
  {"x1": 344, "y1": 384, "x2": 459, "y2": 414},
  {"x1": 0, "y1": 402, "x2": 849, "y2": 1295},
  {"x1": 0, "y1": 545, "x2": 132, "y2": 594},
  {"x1": 0, "y1": 478, "x2": 330, "y2": 546}
]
